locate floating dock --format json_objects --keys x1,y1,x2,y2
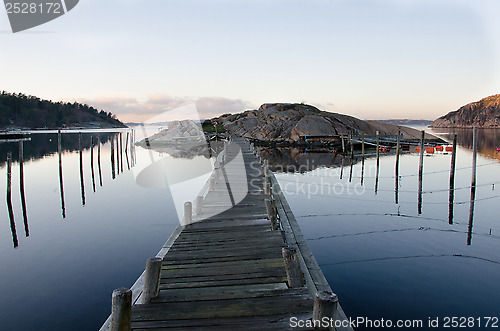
[{"x1": 101, "y1": 137, "x2": 352, "y2": 330}]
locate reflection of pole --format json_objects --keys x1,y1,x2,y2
[
  {"x1": 19, "y1": 141, "x2": 29, "y2": 237},
  {"x1": 418, "y1": 130, "x2": 425, "y2": 214},
  {"x1": 58, "y1": 130, "x2": 66, "y2": 218},
  {"x1": 340, "y1": 155, "x2": 344, "y2": 180},
  {"x1": 98, "y1": 136, "x2": 102, "y2": 187},
  {"x1": 361, "y1": 133, "x2": 365, "y2": 185},
  {"x1": 6, "y1": 152, "x2": 19, "y2": 248},
  {"x1": 395, "y1": 130, "x2": 400, "y2": 204},
  {"x1": 125, "y1": 132, "x2": 130, "y2": 170},
  {"x1": 119, "y1": 132, "x2": 123, "y2": 173},
  {"x1": 448, "y1": 134, "x2": 457, "y2": 224},
  {"x1": 375, "y1": 131, "x2": 380, "y2": 195},
  {"x1": 468, "y1": 127, "x2": 478, "y2": 245},
  {"x1": 111, "y1": 135, "x2": 116, "y2": 179},
  {"x1": 91, "y1": 136, "x2": 96, "y2": 193},
  {"x1": 79, "y1": 133, "x2": 85, "y2": 206}
]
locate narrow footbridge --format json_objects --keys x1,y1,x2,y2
[{"x1": 101, "y1": 137, "x2": 352, "y2": 330}]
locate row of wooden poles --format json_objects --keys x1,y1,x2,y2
[
  {"x1": 4, "y1": 130, "x2": 135, "y2": 248},
  {"x1": 5, "y1": 141, "x2": 29, "y2": 248},
  {"x1": 58, "y1": 130, "x2": 135, "y2": 217},
  {"x1": 108, "y1": 139, "x2": 338, "y2": 330}
]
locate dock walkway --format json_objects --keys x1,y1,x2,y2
[{"x1": 101, "y1": 137, "x2": 352, "y2": 330}]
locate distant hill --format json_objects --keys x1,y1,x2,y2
[
  {"x1": 373, "y1": 119, "x2": 433, "y2": 127},
  {"x1": 431, "y1": 94, "x2": 500, "y2": 128},
  {"x1": 0, "y1": 91, "x2": 126, "y2": 130}
]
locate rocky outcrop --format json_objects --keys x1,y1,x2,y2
[
  {"x1": 213, "y1": 103, "x2": 430, "y2": 144},
  {"x1": 431, "y1": 94, "x2": 500, "y2": 128}
]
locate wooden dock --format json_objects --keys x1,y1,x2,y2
[{"x1": 101, "y1": 137, "x2": 352, "y2": 331}]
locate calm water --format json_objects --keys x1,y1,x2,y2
[
  {"x1": 1, "y1": 128, "x2": 499, "y2": 330},
  {"x1": 0, "y1": 130, "x2": 179, "y2": 331},
  {"x1": 274, "y1": 128, "x2": 500, "y2": 329}
]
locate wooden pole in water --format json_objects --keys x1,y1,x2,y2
[
  {"x1": 79, "y1": 133, "x2": 85, "y2": 206},
  {"x1": 111, "y1": 135, "x2": 116, "y2": 179},
  {"x1": 110, "y1": 288, "x2": 132, "y2": 331},
  {"x1": 375, "y1": 131, "x2": 380, "y2": 194},
  {"x1": 468, "y1": 127, "x2": 478, "y2": 245},
  {"x1": 395, "y1": 130, "x2": 400, "y2": 204},
  {"x1": 19, "y1": 141, "x2": 29, "y2": 237},
  {"x1": 6, "y1": 152, "x2": 19, "y2": 248},
  {"x1": 282, "y1": 247, "x2": 302, "y2": 288},
  {"x1": 119, "y1": 132, "x2": 123, "y2": 173},
  {"x1": 184, "y1": 201, "x2": 193, "y2": 225},
  {"x1": 97, "y1": 136, "x2": 103, "y2": 187},
  {"x1": 91, "y1": 136, "x2": 96, "y2": 193},
  {"x1": 349, "y1": 132, "x2": 354, "y2": 183},
  {"x1": 142, "y1": 257, "x2": 163, "y2": 304},
  {"x1": 265, "y1": 199, "x2": 278, "y2": 230},
  {"x1": 313, "y1": 291, "x2": 338, "y2": 329},
  {"x1": 125, "y1": 132, "x2": 130, "y2": 170},
  {"x1": 418, "y1": 130, "x2": 425, "y2": 214},
  {"x1": 58, "y1": 130, "x2": 66, "y2": 218},
  {"x1": 361, "y1": 133, "x2": 365, "y2": 185},
  {"x1": 341, "y1": 136, "x2": 345, "y2": 154},
  {"x1": 448, "y1": 134, "x2": 457, "y2": 224}
]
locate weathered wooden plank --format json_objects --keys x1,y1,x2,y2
[
  {"x1": 159, "y1": 276, "x2": 287, "y2": 289},
  {"x1": 161, "y1": 268, "x2": 286, "y2": 283},
  {"x1": 155, "y1": 283, "x2": 290, "y2": 302},
  {"x1": 132, "y1": 313, "x2": 314, "y2": 330},
  {"x1": 162, "y1": 257, "x2": 285, "y2": 271},
  {"x1": 132, "y1": 294, "x2": 313, "y2": 321}
]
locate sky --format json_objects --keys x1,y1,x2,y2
[{"x1": 1, "y1": 0, "x2": 499, "y2": 122}]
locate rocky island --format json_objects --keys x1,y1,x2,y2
[
  {"x1": 211, "y1": 103, "x2": 435, "y2": 146},
  {"x1": 431, "y1": 94, "x2": 500, "y2": 128},
  {"x1": 0, "y1": 92, "x2": 126, "y2": 130}
]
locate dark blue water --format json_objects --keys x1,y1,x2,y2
[
  {"x1": 276, "y1": 128, "x2": 500, "y2": 329},
  {"x1": 0, "y1": 130, "x2": 178, "y2": 331}
]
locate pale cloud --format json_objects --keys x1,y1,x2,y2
[{"x1": 75, "y1": 95, "x2": 255, "y2": 123}]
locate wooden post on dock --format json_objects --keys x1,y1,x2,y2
[
  {"x1": 6, "y1": 152, "x2": 19, "y2": 248},
  {"x1": 375, "y1": 131, "x2": 380, "y2": 194},
  {"x1": 395, "y1": 130, "x2": 400, "y2": 204},
  {"x1": 263, "y1": 177, "x2": 271, "y2": 195},
  {"x1": 184, "y1": 201, "x2": 193, "y2": 224},
  {"x1": 265, "y1": 199, "x2": 278, "y2": 230},
  {"x1": 313, "y1": 291, "x2": 338, "y2": 329},
  {"x1": 142, "y1": 257, "x2": 163, "y2": 304},
  {"x1": 448, "y1": 134, "x2": 457, "y2": 224},
  {"x1": 58, "y1": 130, "x2": 66, "y2": 218},
  {"x1": 361, "y1": 133, "x2": 365, "y2": 185},
  {"x1": 111, "y1": 288, "x2": 132, "y2": 331},
  {"x1": 282, "y1": 247, "x2": 302, "y2": 288},
  {"x1": 418, "y1": 130, "x2": 425, "y2": 214},
  {"x1": 468, "y1": 127, "x2": 478, "y2": 245},
  {"x1": 194, "y1": 195, "x2": 203, "y2": 215}
]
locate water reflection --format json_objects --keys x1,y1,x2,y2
[
  {"x1": 433, "y1": 128, "x2": 500, "y2": 160},
  {"x1": 2, "y1": 131, "x2": 135, "y2": 248}
]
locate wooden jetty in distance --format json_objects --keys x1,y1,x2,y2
[{"x1": 101, "y1": 137, "x2": 352, "y2": 330}]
